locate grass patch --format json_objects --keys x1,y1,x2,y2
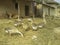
[{"x1": 0, "y1": 18, "x2": 60, "y2": 45}]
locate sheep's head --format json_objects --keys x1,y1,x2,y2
[
  {"x1": 5, "y1": 27, "x2": 12, "y2": 33},
  {"x1": 5, "y1": 27, "x2": 11, "y2": 30}
]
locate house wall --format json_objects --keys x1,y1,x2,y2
[
  {"x1": 57, "y1": 7, "x2": 60, "y2": 16},
  {"x1": 36, "y1": 3, "x2": 56, "y2": 18},
  {"x1": 0, "y1": 0, "x2": 17, "y2": 18},
  {"x1": 36, "y1": 4, "x2": 43, "y2": 17},
  {"x1": 0, "y1": 0, "x2": 34, "y2": 18},
  {"x1": 46, "y1": 3, "x2": 58, "y2": 16},
  {"x1": 29, "y1": 2, "x2": 34, "y2": 17},
  {"x1": 14, "y1": 0, "x2": 34, "y2": 18},
  {"x1": 19, "y1": 0, "x2": 25, "y2": 17},
  {"x1": 43, "y1": 5, "x2": 55, "y2": 16},
  {"x1": 20, "y1": 1, "x2": 34, "y2": 17},
  {"x1": 50, "y1": 8, "x2": 55, "y2": 16},
  {"x1": 43, "y1": 6, "x2": 49, "y2": 16}
]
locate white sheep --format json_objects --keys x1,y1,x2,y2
[
  {"x1": 5, "y1": 27, "x2": 24, "y2": 37},
  {"x1": 38, "y1": 22, "x2": 45, "y2": 28},
  {"x1": 14, "y1": 20, "x2": 23, "y2": 27},
  {"x1": 27, "y1": 18, "x2": 33, "y2": 25},
  {"x1": 22, "y1": 23, "x2": 29, "y2": 31},
  {"x1": 27, "y1": 18, "x2": 33, "y2": 22},
  {"x1": 31, "y1": 23, "x2": 38, "y2": 31}
]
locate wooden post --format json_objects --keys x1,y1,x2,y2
[
  {"x1": 32, "y1": 1, "x2": 36, "y2": 21},
  {"x1": 18, "y1": 2, "x2": 20, "y2": 20},
  {"x1": 43, "y1": 12, "x2": 46, "y2": 24},
  {"x1": 42, "y1": 0, "x2": 46, "y2": 24},
  {"x1": 54, "y1": 7, "x2": 57, "y2": 19}
]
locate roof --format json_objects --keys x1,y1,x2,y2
[
  {"x1": 46, "y1": 0, "x2": 59, "y2": 5},
  {"x1": 42, "y1": 3, "x2": 55, "y2": 9}
]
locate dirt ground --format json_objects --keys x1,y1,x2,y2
[{"x1": 0, "y1": 18, "x2": 60, "y2": 45}]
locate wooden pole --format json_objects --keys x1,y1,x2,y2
[
  {"x1": 42, "y1": 0, "x2": 46, "y2": 24},
  {"x1": 43, "y1": 12, "x2": 46, "y2": 24},
  {"x1": 32, "y1": 1, "x2": 36, "y2": 21},
  {"x1": 18, "y1": 2, "x2": 20, "y2": 20}
]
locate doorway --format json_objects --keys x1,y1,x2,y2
[
  {"x1": 25, "y1": 5, "x2": 29, "y2": 16},
  {"x1": 15, "y1": 2, "x2": 18, "y2": 10}
]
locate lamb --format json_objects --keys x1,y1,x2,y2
[{"x1": 5, "y1": 27, "x2": 24, "y2": 37}]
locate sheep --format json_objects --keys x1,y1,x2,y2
[
  {"x1": 27, "y1": 18, "x2": 33, "y2": 25},
  {"x1": 27, "y1": 18, "x2": 32, "y2": 21},
  {"x1": 5, "y1": 27, "x2": 24, "y2": 37},
  {"x1": 14, "y1": 22, "x2": 22, "y2": 27},
  {"x1": 14, "y1": 19, "x2": 23, "y2": 27},
  {"x1": 38, "y1": 22, "x2": 45, "y2": 28},
  {"x1": 31, "y1": 23, "x2": 38, "y2": 31},
  {"x1": 21, "y1": 22, "x2": 30, "y2": 31}
]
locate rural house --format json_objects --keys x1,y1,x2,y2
[
  {"x1": 57, "y1": 5, "x2": 60, "y2": 16},
  {"x1": 42, "y1": 3, "x2": 55, "y2": 16},
  {"x1": 46, "y1": 0, "x2": 59, "y2": 16},
  {"x1": 0, "y1": 0, "x2": 36, "y2": 18},
  {"x1": 36, "y1": 2, "x2": 55, "y2": 17},
  {"x1": 35, "y1": 0, "x2": 59, "y2": 17}
]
